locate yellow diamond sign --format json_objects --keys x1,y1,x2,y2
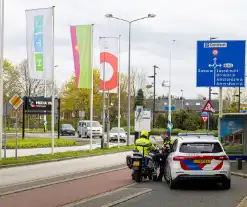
[{"x1": 9, "y1": 94, "x2": 23, "y2": 110}]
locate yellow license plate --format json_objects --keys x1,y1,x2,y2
[
  {"x1": 133, "y1": 161, "x2": 140, "y2": 166},
  {"x1": 194, "y1": 160, "x2": 211, "y2": 164}
]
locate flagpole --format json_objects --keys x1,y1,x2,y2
[
  {"x1": 51, "y1": 6, "x2": 55, "y2": 154},
  {"x1": 0, "y1": 0, "x2": 4, "y2": 159},
  {"x1": 117, "y1": 35, "x2": 121, "y2": 148},
  {"x1": 90, "y1": 24, "x2": 94, "y2": 151}
]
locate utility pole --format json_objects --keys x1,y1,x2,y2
[
  {"x1": 208, "y1": 37, "x2": 218, "y2": 131},
  {"x1": 148, "y1": 65, "x2": 158, "y2": 128},
  {"x1": 238, "y1": 87, "x2": 241, "y2": 112}
]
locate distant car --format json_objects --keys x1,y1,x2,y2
[
  {"x1": 77, "y1": 120, "x2": 103, "y2": 138},
  {"x1": 165, "y1": 133, "x2": 231, "y2": 190},
  {"x1": 109, "y1": 127, "x2": 127, "y2": 142},
  {"x1": 61, "y1": 124, "x2": 75, "y2": 136}
]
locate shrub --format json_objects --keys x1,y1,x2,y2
[
  {"x1": 3, "y1": 138, "x2": 77, "y2": 149},
  {"x1": 0, "y1": 145, "x2": 135, "y2": 166}
]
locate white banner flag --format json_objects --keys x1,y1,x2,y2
[
  {"x1": 100, "y1": 38, "x2": 118, "y2": 93},
  {"x1": 26, "y1": 7, "x2": 53, "y2": 80}
]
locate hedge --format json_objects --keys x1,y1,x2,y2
[
  {"x1": 224, "y1": 144, "x2": 244, "y2": 155},
  {"x1": 2, "y1": 138, "x2": 78, "y2": 149},
  {"x1": 0, "y1": 145, "x2": 135, "y2": 166},
  {"x1": 123, "y1": 127, "x2": 218, "y2": 137}
]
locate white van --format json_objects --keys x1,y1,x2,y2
[{"x1": 77, "y1": 120, "x2": 103, "y2": 138}]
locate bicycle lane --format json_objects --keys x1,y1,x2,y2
[{"x1": 0, "y1": 168, "x2": 132, "y2": 207}]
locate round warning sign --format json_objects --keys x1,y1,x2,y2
[{"x1": 212, "y1": 48, "x2": 219, "y2": 56}]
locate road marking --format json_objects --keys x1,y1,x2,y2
[
  {"x1": 62, "y1": 184, "x2": 137, "y2": 207},
  {"x1": 236, "y1": 195, "x2": 247, "y2": 207},
  {"x1": 101, "y1": 188, "x2": 152, "y2": 207},
  {"x1": 0, "y1": 166, "x2": 127, "y2": 196}
]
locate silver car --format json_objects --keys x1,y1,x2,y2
[{"x1": 109, "y1": 127, "x2": 127, "y2": 142}]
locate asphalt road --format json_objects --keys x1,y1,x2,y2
[{"x1": 115, "y1": 176, "x2": 247, "y2": 207}]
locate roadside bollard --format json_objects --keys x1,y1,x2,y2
[{"x1": 236, "y1": 158, "x2": 242, "y2": 170}]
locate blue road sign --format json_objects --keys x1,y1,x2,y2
[
  {"x1": 197, "y1": 40, "x2": 246, "y2": 87},
  {"x1": 201, "y1": 112, "x2": 208, "y2": 117},
  {"x1": 164, "y1": 106, "x2": 176, "y2": 111}
]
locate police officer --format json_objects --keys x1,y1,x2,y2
[
  {"x1": 135, "y1": 130, "x2": 157, "y2": 154},
  {"x1": 161, "y1": 132, "x2": 172, "y2": 148},
  {"x1": 154, "y1": 132, "x2": 172, "y2": 181}
]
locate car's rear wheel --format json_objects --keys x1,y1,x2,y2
[
  {"x1": 169, "y1": 169, "x2": 178, "y2": 189},
  {"x1": 222, "y1": 179, "x2": 231, "y2": 190},
  {"x1": 169, "y1": 178, "x2": 178, "y2": 189},
  {"x1": 164, "y1": 167, "x2": 169, "y2": 183}
]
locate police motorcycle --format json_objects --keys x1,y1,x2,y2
[{"x1": 126, "y1": 137, "x2": 160, "y2": 183}]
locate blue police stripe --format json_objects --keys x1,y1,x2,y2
[{"x1": 182, "y1": 160, "x2": 202, "y2": 170}]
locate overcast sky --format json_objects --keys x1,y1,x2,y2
[{"x1": 4, "y1": 0, "x2": 247, "y2": 99}]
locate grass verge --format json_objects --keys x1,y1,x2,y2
[
  {"x1": 3, "y1": 138, "x2": 78, "y2": 149},
  {"x1": 0, "y1": 145, "x2": 135, "y2": 166}
]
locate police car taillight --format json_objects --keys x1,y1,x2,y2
[
  {"x1": 173, "y1": 156, "x2": 186, "y2": 161},
  {"x1": 214, "y1": 155, "x2": 229, "y2": 160}
]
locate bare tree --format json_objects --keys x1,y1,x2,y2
[
  {"x1": 130, "y1": 68, "x2": 151, "y2": 98},
  {"x1": 223, "y1": 88, "x2": 247, "y2": 103},
  {"x1": 16, "y1": 59, "x2": 45, "y2": 97}
]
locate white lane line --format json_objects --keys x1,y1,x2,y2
[
  {"x1": 101, "y1": 188, "x2": 152, "y2": 207},
  {"x1": 236, "y1": 195, "x2": 247, "y2": 207},
  {"x1": 0, "y1": 166, "x2": 127, "y2": 196},
  {"x1": 62, "y1": 184, "x2": 137, "y2": 207}
]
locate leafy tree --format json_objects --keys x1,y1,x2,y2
[
  {"x1": 134, "y1": 89, "x2": 145, "y2": 110},
  {"x1": 61, "y1": 69, "x2": 102, "y2": 120},
  {"x1": 3, "y1": 59, "x2": 21, "y2": 102}
]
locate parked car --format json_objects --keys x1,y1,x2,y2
[
  {"x1": 109, "y1": 127, "x2": 127, "y2": 142},
  {"x1": 165, "y1": 133, "x2": 231, "y2": 190},
  {"x1": 60, "y1": 124, "x2": 75, "y2": 136},
  {"x1": 77, "y1": 120, "x2": 103, "y2": 138}
]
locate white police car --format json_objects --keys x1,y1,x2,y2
[{"x1": 165, "y1": 133, "x2": 231, "y2": 189}]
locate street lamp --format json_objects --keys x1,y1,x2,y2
[
  {"x1": 168, "y1": 40, "x2": 175, "y2": 138},
  {"x1": 105, "y1": 13, "x2": 156, "y2": 145},
  {"x1": 181, "y1": 89, "x2": 184, "y2": 110}
]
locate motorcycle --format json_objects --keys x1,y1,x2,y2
[{"x1": 126, "y1": 138, "x2": 159, "y2": 183}]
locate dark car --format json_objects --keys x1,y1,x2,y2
[{"x1": 61, "y1": 124, "x2": 75, "y2": 136}]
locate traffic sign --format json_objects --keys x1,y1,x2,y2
[
  {"x1": 201, "y1": 112, "x2": 208, "y2": 117},
  {"x1": 202, "y1": 100, "x2": 215, "y2": 113},
  {"x1": 201, "y1": 116, "x2": 208, "y2": 124},
  {"x1": 164, "y1": 106, "x2": 176, "y2": 111},
  {"x1": 197, "y1": 40, "x2": 246, "y2": 87},
  {"x1": 9, "y1": 95, "x2": 23, "y2": 110}
]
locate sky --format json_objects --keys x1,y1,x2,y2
[{"x1": 4, "y1": 0, "x2": 247, "y2": 99}]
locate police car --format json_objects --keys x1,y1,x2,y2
[{"x1": 165, "y1": 133, "x2": 231, "y2": 190}]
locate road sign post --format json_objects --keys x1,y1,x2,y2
[
  {"x1": 9, "y1": 95, "x2": 23, "y2": 160},
  {"x1": 197, "y1": 40, "x2": 246, "y2": 88},
  {"x1": 197, "y1": 40, "x2": 246, "y2": 140}
]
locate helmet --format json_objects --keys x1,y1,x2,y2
[{"x1": 140, "y1": 130, "x2": 149, "y2": 139}]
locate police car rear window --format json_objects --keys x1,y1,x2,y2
[{"x1": 179, "y1": 142, "x2": 223, "y2": 153}]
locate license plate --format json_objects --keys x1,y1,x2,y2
[
  {"x1": 133, "y1": 161, "x2": 140, "y2": 166},
  {"x1": 194, "y1": 160, "x2": 211, "y2": 164}
]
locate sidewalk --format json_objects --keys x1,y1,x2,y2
[
  {"x1": 231, "y1": 161, "x2": 247, "y2": 174},
  {"x1": 0, "y1": 151, "x2": 131, "y2": 187},
  {"x1": 1, "y1": 142, "x2": 126, "y2": 158}
]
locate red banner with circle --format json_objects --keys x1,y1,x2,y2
[{"x1": 100, "y1": 52, "x2": 118, "y2": 91}]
